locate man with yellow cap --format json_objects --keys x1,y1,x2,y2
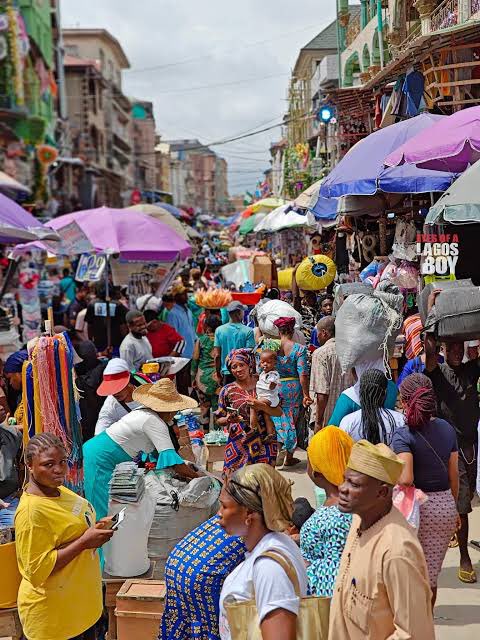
[{"x1": 329, "y1": 440, "x2": 435, "y2": 640}]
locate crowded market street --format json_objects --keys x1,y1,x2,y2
[{"x1": 2, "y1": 1, "x2": 480, "y2": 640}]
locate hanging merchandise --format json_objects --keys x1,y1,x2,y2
[
  {"x1": 22, "y1": 332, "x2": 84, "y2": 495},
  {"x1": 18, "y1": 264, "x2": 42, "y2": 341},
  {"x1": 391, "y1": 219, "x2": 418, "y2": 262},
  {"x1": 295, "y1": 255, "x2": 336, "y2": 291}
]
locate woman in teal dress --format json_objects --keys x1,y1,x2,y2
[
  {"x1": 192, "y1": 316, "x2": 222, "y2": 428},
  {"x1": 328, "y1": 359, "x2": 398, "y2": 427},
  {"x1": 271, "y1": 317, "x2": 312, "y2": 467},
  {"x1": 301, "y1": 426, "x2": 353, "y2": 597}
]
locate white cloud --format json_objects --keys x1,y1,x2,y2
[{"x1": 61, "y1": 0, "x2": 337, "y2": 194}]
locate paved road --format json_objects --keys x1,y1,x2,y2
[{"x1": 282, "y1": 450, "x2": 480, "y2": 639}]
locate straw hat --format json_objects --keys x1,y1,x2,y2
[{"x1": 132, "y1": 378, "x2": 198, "y2": 412}]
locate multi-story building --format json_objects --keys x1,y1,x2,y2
[
  {"x1": 163, "y1": 139, "x2": 228, "y2": 213},
  {"x1": 154, "y1": 139, "x2": 172, "y2": 195},
  {"x1": 62, "y1": 28, "x2": 133, "y2": 207},
  {"x1": 330, "y1": 0, "x2": 480, "y2": 159},
  {"x1": 131, "y1": 99, "x2": 156, "y2": 196},
  {"x1": 0, "y1": 0, "x2": 59, "y2": 195}
]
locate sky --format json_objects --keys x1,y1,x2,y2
[{"x1": 61, "y1": 0, "x2": 338, "y2": 196}]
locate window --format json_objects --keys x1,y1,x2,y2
[{"x1": 99, "y1": 48, "x2": 105, "y2": 72}]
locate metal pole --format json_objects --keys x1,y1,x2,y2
[
  {"x1": 104, "y1": 255, "x2": 111, "y2": 350},
  {"x1": 377, "y1": 0, "x2": 385, "y2": 69}
]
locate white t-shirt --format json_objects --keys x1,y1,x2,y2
[
  {"x1": 219, "y1": 532, "x2": 308, "y2": 640},
  {"x1": 95, "y1": 396, "x2": 142, "y2": 435},
  {"x1": 339, "y1": 408, "x2": 405, "y2": 443},
  {"x1": 256, "y1": 370, "x2": 281, "y2": 407},
  {"x1": 108, "y1": 408, "x2": 176, "y2": 457},
  {"x1": 119, "y1": 333, "x2": 153, "y2": 371}
]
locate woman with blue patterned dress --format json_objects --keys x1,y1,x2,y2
[
  {"x1": 300, "y1": 426, "x2": 354, "y2": 597},
  {"x1": 160, "y1": 516, "x2": 245, "y2": 640},
  {"x1": 271, "y1": 317, "x2": 312, "y2": 466}
]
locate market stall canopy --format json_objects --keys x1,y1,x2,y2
[
  {"x1": 254, "y1": 204, "x2": 316, "y2": 233},
  {"x1": 0, "y1": 193, "x2": 59, "y2": 244},
  {"x1": 239, "y1": 212, "x2": 266, "y2": 235},
  {"x1": 385, "y1": 106, "x2": 480, "y2": 173},
  {"x1": 426, "y1": 159, "x2": 480, "y2": 225},
  {"x1": 294, "y1": 181, "x2": 321, "y2": 209},
  {"x1": 250, "y1": 197, "x2": 285, "y2": 213},
  {"x1": 29, "y1": 206, "x2": 192, "y2": 260},
  {"x1": 127, "y1": 204, "x2": 198, "y2": 241},
  {"x1": 0, "y1": 171, "x2": 31, "y2": 196},
  {"x1": 320, "y1": 113, "x2": 456, "y2": 198},
  {"x1": 337, "y1": 193, "x2": 404, "y2": 217}
]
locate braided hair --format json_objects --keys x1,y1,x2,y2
[
  {"x1": 359, "y1": 369, "x2": 397, "y2": 445},
  {"x1": 25, "y1": 433, "x2": 68, "y2": 466},
  {"x1": 399, "y1": 373, "x2": 437, "y2": 430}
]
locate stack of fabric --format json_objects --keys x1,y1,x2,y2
[{"x1": 109, "y1": 462, "x2": 145, "y2": 503}]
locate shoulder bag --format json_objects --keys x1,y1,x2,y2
[{"x1": 224, "y1": 549, "x2": 330, "y2": 640}]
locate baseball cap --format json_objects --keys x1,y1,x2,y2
[
  {"x1": 97, "y1": 358, "x2": 131, "y2": 396},
  {"x1": 227, "y1": 300, "x2": 246, "y2": 313}
]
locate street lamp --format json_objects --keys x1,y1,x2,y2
[{"x1": 317, "y1": 106, "x2": 334, "y2": 165}]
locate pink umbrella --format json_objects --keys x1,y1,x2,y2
[
  {"x1": 45, "y1": 206, "x2": 191, "y2": 260},
  {"x1": 385, "y1": 106, "x2": 480, "y2": 173}
]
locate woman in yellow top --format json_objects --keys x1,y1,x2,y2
[{"x1": 15, "y1": 433, "x2": 115, "y2": 640}]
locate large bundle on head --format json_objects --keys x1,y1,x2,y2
[
  {"x1": 22, "y1": 332, "x2": 83, "y2": 494},
  {"x1": 335, "y1": 282, "x2": 404, "y2": 373},
  {"x1": 429, "y1": 287, "x2": 480, "y2": 341},
  {"x1": 256, "y1": 299, "x2": 302, "y2": 337},
  {"x1": 295, "y1": 255, "x2": 336, "y2": 291},
  {"x1": 418, "y1": 279, "x2": 473, "y2": 324},
  {"x1": 333, "y1": 282, "x2": 373, "y2": 315}
]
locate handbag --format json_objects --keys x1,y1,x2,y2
[{"x1": 224, "y1": 550, "x2": 330, "y2": 640}]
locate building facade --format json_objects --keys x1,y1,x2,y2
[{"x1": 0, "y1": 0, "x2": 59, "y2": 199}]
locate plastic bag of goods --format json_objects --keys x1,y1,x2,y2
[
  {"x1": 104, "y1": 474, "x2": 158, "y2": 577},
  {"x1": 335, "y1": 285, "x2": 404, "y2": 374},
  {"x1": 418, "y1": 279, "x2": 473, "y2": 324},
  {"x1": 380, "y1": 261, "x2": 419, "y2": 290},
  {"x1": 256, "y1": 299, "x2": 302, "y2": 337},
  {"x1": 431, "y1": 287, "x2": 480, "y2": 342},
  {"x1": 147, "y1": 473, "x2": 221, "y2": 578},
  {"x1": 278, "y1": 268, "x2": 294, "y2": 291},
  {"x1": 295, "y1": 255, "x2": 336, "y2": 291},
  {"x1": 333, "y1": 282, "x2": 372, "y2": 315}
]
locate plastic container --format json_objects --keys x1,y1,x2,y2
[
  {"x1": 231, "y1": 291, "x2": 262, "y2": 306},
  {"x1": 0, "y1": 542, "x2": 21, "y2": 609}
]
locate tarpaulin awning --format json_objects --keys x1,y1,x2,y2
[{"x1": 426, "y1": 159, "x2": 480, "y2": 224}]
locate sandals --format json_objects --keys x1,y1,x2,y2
[
  {"x1": 449, "y1": 534, "x2": 459, "y2": 548},
  {"x1": 458, "y1": 568, "x2": 477, "y2": 584},
  {"x1": 283, "y1": 457, "x2": 301, "y2": 468}
]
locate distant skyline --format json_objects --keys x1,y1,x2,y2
[{"x1": 61, "y1": 0, "x2": 337, "y2": 194}]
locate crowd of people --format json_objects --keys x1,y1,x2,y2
[{"x1": 1, "y1": 258, "x2": 479, "y2": 640}]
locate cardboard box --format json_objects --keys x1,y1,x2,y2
[
  {"x1": 116, "y1": 579, "x2": 166, "y2": 640},
  {"x1": 251, "y1": 255, "x2": 272, "y2": 287}
]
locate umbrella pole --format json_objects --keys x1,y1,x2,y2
[
  {"x1": 105, "y1": 255, "x2": 111, "y2": 350},
  {"x1": 0, "y1": 256, "x2": 20, "y2": 306}
]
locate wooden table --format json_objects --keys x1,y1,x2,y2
[
  {"x1": 103, "y1": 561, "x2": 155, "y2": 640},
  {"x1": 0, "y1": 608, "x2": 22, "y2": 639}
]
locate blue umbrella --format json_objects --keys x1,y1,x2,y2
[
  {"x1": 320, "y1": 113, "x2": 457, "y2": 198},
  {"x1": 308, "y1": 195, "x2": 338, "y2": 221},
  {"x1": 154, "y1": 202, "x2": 184, "y2": 219}
]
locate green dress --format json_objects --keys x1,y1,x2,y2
[{"x1": 193, "y1": 334, "x2": 219, "y2": 411}]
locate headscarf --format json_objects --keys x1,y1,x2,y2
[
  {"x1": 4, "y1": 350, "x2": 28, "y2": 374},
  {"x1": 227, "y1": 463, "x2": 293, "y2": 532},
  {"x1": 399, "y1": 373, "x2": 437, "y2": 430},
  {"x1": 343, "y1": 358, "x2": 386, "y2": 404},
  {"x1": 307, "y1": 426, "x2": 354, "y2": 487},
  {"x1": 273, "y1": 316, "x2": 296, "y2": 334},
  {"x1": 348, "y1": 440, "x2": 404, "y2": 485},
  {"x1": 226, "y1": 348, "x2": 256, "y2": 374}
]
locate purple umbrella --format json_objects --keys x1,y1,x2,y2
[
  {"x1": 319, "y1": 113, "x2": 456, "y2": 198},
  {"x1": 45, "y1": 206, "x2": 192, "y2": 260},
  {"x1": 385, "y1": 106, "x2": 480, "y2": 173},
  {"x1": 0, "y1": 192, "x2": 59, "y2": 244}
]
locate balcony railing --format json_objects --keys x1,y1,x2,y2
[
  {"x1": 431, "y1": 0, "x2": 458, "y2": 32},
  {"x1": 472, "y1": 0, "x2": 480, "y2": 15},
  {"x1": 390, "y1": 22, "x2": 421, "y2": 59},
  {"x1": 346, "y1": 13, "x2": 361, "y2": 47}
]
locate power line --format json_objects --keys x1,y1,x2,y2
[{"x1": 125, "y1": 23, "x2": 325, "y2": 75}]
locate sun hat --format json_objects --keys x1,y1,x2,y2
[
  {"x1": 97, "y1": 358, "x2": 131, "y2": 396},
  {"x1": 132, "y1": 378, "x2": 198, "y2": 412}
]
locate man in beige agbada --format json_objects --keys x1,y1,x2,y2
[{"x1": 329, "y1": 440, "x2": 435, "y2": 640}]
